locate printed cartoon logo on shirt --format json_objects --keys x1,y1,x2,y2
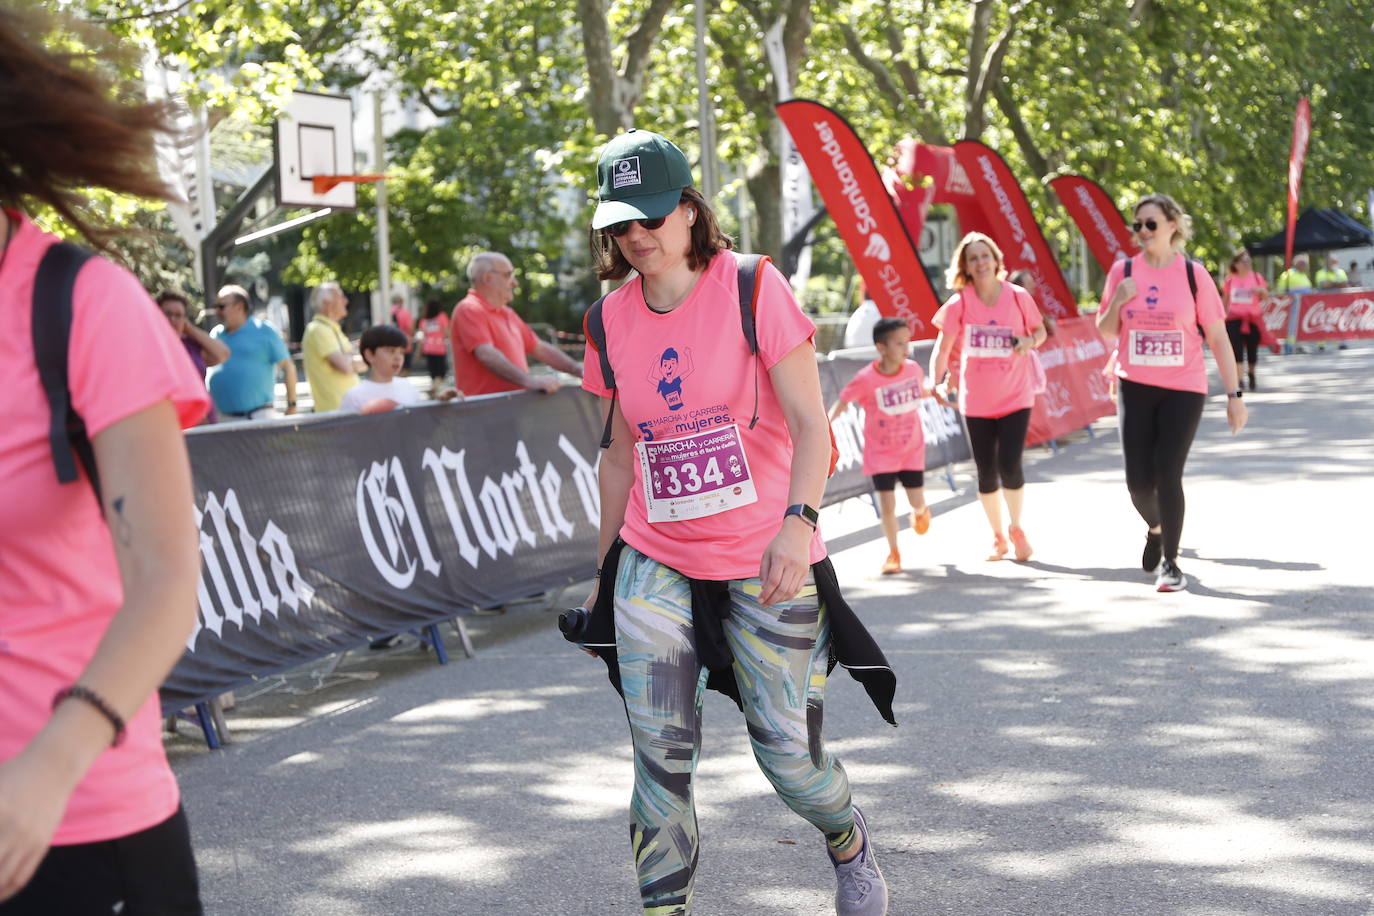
[{"x1": 649, "y1": 347, "x2": 694, "y2": 411}]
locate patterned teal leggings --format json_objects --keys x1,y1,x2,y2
[{"x1": 613, "y1": 546, "x2": 855, "y2": 916}]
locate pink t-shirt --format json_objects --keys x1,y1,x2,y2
[
  {"x1": 582, "y1": 251, "x2": 825, "y2": 580},
  {"x1": 0, "y1": 212, "x2": 209, "y2": 845},
  {"x1": 1223, "y1": 272, "x2": 1267, "y2": 324},
  {"x1": 839, "y1": 360, "x2": 927, "y2": 476},
  {"x1": 933, "y1": 282, "x2": 1043, "y2": 418},
  {"x1": 419, "y1": 312, "x2": 449, "y2": 355},
  {"x1": 1100, "y1": 254, "x2": 1226, "y2": 394}
]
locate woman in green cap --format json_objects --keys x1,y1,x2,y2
[{"x1": 576, "y1": 128, "x2": 891, "y2": 916}]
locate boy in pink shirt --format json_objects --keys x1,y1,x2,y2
[{"x1": 831, "y1": 317, "x2": 934, "y2": 574}]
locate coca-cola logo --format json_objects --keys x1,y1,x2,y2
[{"x1": 1299, "y1": 295, "x2": 1374, "y2": 337}]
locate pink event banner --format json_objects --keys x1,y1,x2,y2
[
  {"x1": 1025, "y1": 317, "x2": 1115, "y2": 446},
  {"x1": 777, "y1": 99, "x2": 941, "y2": 335},
  {"x1": 953, "y1": 141, "x2": 1077, "y2": 320},
  {"x1": 1047, "y1": 175, "x2": 1138, "y2": 273}
]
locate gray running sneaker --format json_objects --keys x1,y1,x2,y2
[
  {"x1": 829, "y1": 805, "x2": 888, "y2": 915},
  {"x1": 1156, "y1": 558, "x2": 1188, "y2": 592}
]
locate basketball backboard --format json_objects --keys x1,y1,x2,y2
[{"x1": 274, "y1": 91, "x2": 358, "y2": 210}]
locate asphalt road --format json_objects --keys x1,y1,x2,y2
[{"x1": 171, "y1": 344, "x2": 1374, "y2": 916}]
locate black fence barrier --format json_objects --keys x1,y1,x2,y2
[{"x1": 164, "y1": 352, "x2": 970, "y2": 711}]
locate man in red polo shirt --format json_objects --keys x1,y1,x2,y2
[{"x1": 451, "y1": 251, "x2": 583, "y2": 395}]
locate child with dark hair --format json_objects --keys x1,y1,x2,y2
[
  {"x1": 830, "y1": 317, "x2": 935, "y2": 575},
  {"x1": 340, "y1": 325, "x2": 461, "y2": 412}
]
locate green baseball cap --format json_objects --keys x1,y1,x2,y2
[{"x1": 592, "y1": 129, "x2": 694, "y2": 230}]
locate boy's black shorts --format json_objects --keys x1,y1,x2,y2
[{"x1": 871, "y1": 470, "x2": 924, "y2": 491}]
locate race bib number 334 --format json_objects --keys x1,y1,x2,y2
[{"x1": 637, "y1": 423, "x2": 758, "y2": 523}]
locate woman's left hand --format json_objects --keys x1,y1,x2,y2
[
  {"x1": 1013, "y1": 336, "x2": 1034, "y2": 356},
  {"x1": 0, "y1": 748, "x2": 74, "y2": 903},
  {"x1": 1226, "y1": 396, "x2": 1248, "y2": 435},
  {"x1": 758, "y1": 518, "x2": 813, "y2": 607}
]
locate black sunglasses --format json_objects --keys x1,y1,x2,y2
[
  {"x1": 604, "y1": 215, "x2": 668, "y2": 237},
  {"x1": 1132, "y1": 218, "x2": 1160, "y2": 233}
]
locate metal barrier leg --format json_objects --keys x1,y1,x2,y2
[
  {"x1": 194, "y1": 702, "x2": 221, "y2": 750},
  {"x1": 424, "y1": 623, "x2": 449, "y2": 665},
  {"x1": 451, "y1": 616, "x2": 477, "y2": 658},
  {"x1": 209, "y1": 696, "x2": 230, "y2": 746},
  {"x1": 1085, "y1": 424, "x2": 1096, "y2": 439},
  {"x1": 1047, "y1": 439, "x2": 1060, "y2": 454},
  {"x1": 944, "y1": 466, "x2": 957, "y2": 491},
  {"x1": 867, "y1": 492, "x2": 880, "y2": 518}
]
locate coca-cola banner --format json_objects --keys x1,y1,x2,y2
[
  {"x1": 1047, "y1": 175, "x2": 1138, "y2": 272},
  {"x1": 777, "y1": 99, "x2": 942, "y2": 335},
  {"x1": 166, "y1": 366, "x2": 972, "y2": 711},
  {"x1": 953, "y1": 141, "x2": 1077, "y2": 320},
  {"x1": 1026, "y1": 317, "x2": 1115, "y2": 446},
  {"x1": 1293, "y1": 289, "x2": 1374, "y2": 341}
]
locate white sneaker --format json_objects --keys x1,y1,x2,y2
[{"x1": 1156, "y1": 559, "x2": 1188, "y2": 592}]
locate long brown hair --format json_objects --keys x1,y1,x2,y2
[
  {"x1": 589, "y1": 187, "x2": 734, "y2": 282},
  {"x1": 945, "y1": 231, "x2": 1007, "y2": 290},
  {"x1": 0, "y1": 6, "x2": 178, "y2": 249}
]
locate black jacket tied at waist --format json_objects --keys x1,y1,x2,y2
[{"x1": 571, "y1": 538, "x2": 897, "y2": 726}]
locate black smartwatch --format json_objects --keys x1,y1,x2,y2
[
  {"x1": 1227, "y1": 390, "x2": 1243, "y2": 399},
  {"x1": 784, "y1": 503, "x2": 819, "y2": 529}
]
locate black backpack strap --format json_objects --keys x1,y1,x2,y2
[
  {"x1": 1123, "y1": 257, "x2": 1132, "y2": 279},
  {"x1": 1184, "y1": 255, "x2": 1205, "y2": 337},
  {"x1": 32, "y1": 242, "x2": 101, "y2": 500},
  {"x1": 583, "y1": 294, "x2": 618, "y2": 449},
  {"x1": 734, "y1": 252, "x2": 767, "y2": 356}
]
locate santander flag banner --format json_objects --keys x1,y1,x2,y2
[
  {"x1": 777, "y1": 99, "x2": 941, "y2": 335},
  {"x1": 953, "y1": 141, "x2": 1076, "y2": 319},
  {"x1": 1286, "y1": 97, "x2": 1312, "y2": 269},
  {"x1": 1048, "y1": 175, "x2": 1138, "y2": 272}
]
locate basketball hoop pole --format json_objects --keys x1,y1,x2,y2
[{"x1": 311, "y1": 174, "x2": 386, "y2": 194}]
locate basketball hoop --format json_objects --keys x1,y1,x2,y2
[{"x1": 311, "y1": 174, "x2": 386, "y2": 194}]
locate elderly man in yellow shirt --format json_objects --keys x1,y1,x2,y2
[{"x1": 302, "y1": 281, "x2": 362, "y2": 412}]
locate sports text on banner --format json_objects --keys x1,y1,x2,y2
[{"x1": 1047, "y1": 175, "x2": 1139, "y2": 273}]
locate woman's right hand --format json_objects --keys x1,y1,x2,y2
[
  {"x1": 1110, "y1": 277, "x2": 1137, "y2": 309},
  {"x1": 0, "y1": 748, "x2": 75, "y2": 902}
]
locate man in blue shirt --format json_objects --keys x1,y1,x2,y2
[{"x1": 207, "y1": 285, "x2": 299, "y2": 419}]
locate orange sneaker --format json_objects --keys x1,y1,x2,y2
[
  {"x1": 988, "y1": 532, "x2": 1009, "y2": 561},
  {"x1": 881, "y1": 551, "x2": 902, "y2": 575},
  {"x1": 1009, "y1": 525, "x2": 1033, "y2": 561},
  {"x1": 912, "y1": 506, "x2": 932, "y2": 535}
]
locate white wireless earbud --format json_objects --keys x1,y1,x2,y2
[{"x1": 687, "y1": 208, "x2": 696, "y2": 225}]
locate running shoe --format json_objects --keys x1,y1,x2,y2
[
  {"x1": 881, "y1": 551, "x2": 901, "y2": 575},
  {"x1": 912, "y1": 506, "x2": 932, "y2": 535},
  {"x1": 1142, "y1": 531, "x2": 1162, "y2": 573},
  {"x1": 1008, "y1": 525, "x2": 1033, "y2": 562},
  {"x1": 830, "y1": 805, "x2": 888, "y2": 915},
  {"x1": 988, "y1": 532, "x2": 1009, "y2": 561},
  {"x1": 1156, "y1": 558, "x2": 1188, "y2": 592}
]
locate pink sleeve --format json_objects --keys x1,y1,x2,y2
[
  {"x1": 754, "y1": 260, "x2": 816, "y2": 369},
  {"x1": 1014, "y1": 287, "x2": 1043, "y2": 333},
  {"x1": 67, "y1": 258, "x2": 209, "y2": 437},
  {"x1": 520, "y1": 317, "x2": 539, "y2": 354},
  {"x1": 1221, "y1": 276, "x2": 1234, "y2": 297},
  {"x1": 933, "y1": 295, "x2": 963, "y2": 339},
  {"x1": 1193, "y1": 262, "x2": 1226, "y2": 325},
  {"x1": 839, "y1": 368, "x2": 870, "y2": 405},
  {"x1": 581, "y1": 341, "x2": 611, "y2": 398},
  {"x1": 1100, "y1": 258, "x2": 1127, "y2": 312}
]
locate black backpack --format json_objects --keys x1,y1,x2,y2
[
  {"x1": 583, "y1": 252, "x2": 767, "y2": 450},
  {"x1": 31, "y1": 241, "x2": 101, "y2": 501}
]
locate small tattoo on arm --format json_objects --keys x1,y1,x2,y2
[{"x1": 110, "y1": 495, "x2": 133, "y2": 546}]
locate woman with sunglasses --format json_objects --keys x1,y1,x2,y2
[
  {"x1": 929, "y1": 232, "x2": 1047, "y2": 562},
  {"x1": 1222, "y1": 249, "x2": 1268, "y2": 392},
  {"x1": 0, "y1": 9, "x2": 208, "y2": 913},
  {"x1": 579, "y1": 129, "x2": 890, "y2": 916},
  {"x1": 1097, "y1": 194, "x2": 1247, "y2": 592}
]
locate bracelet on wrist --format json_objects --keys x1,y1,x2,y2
[{"x1": 53, "y1": 684, "x2": 126, "y2": 747}]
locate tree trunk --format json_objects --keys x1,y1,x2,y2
[{"x1": 746, "y1": 158, "x2": 782, "y2": 259}]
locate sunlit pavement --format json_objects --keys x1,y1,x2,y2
[{"x1": 172, "y1": 344, "x2": 1374, "y2": 915}]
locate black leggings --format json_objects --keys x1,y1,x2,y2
[
  {"x1": 1, "y1": 807, "x2": 202, "y2": 915},
  {"x1": 1225, "y1": 319, "x2": 1260, "y2": 365},
  {"x1": 965, "y1": 407, "x2": 1032, "y2": 494},
  {"x1": 1117, "y1": 379, "x2": 1205, "y2": 563}
]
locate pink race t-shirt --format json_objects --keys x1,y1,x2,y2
[
  {"x1": 582, "y1": 251, "x2": 825, "y2": 580},
  {"x1": 1223, "y1": 272, "x2": 1268, "y2": 324},
  {"x1": 419, "y1": 312, "x2": 450, "y2": 356},
  {"x1": 1100, "y1": 254, "x2": 1226, "y2": 394},
  {"x1": 839, "y1": 360, "x2": 927, "y2": 476},
  {"x1": 933, "y1": 282, "x2": 1043, "y2": 419},
  {"x1": 0, "y1": 212, "x2": 208, "y2": 845}
]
